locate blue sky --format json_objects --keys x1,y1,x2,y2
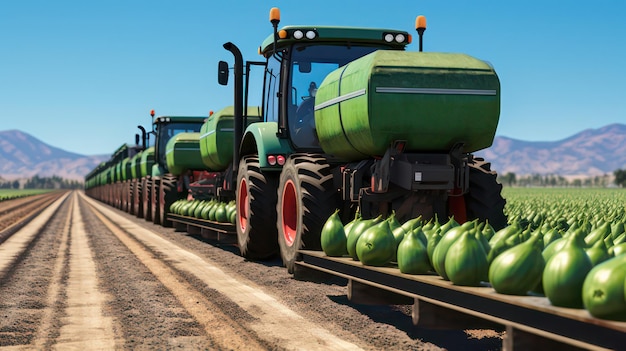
[{"x1": 1, "y1": 1, "x2": 625, "y2": 156}]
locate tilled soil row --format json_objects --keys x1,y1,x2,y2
[
  {"x1": 0, "y1": 193, "x2": 69, "y2": 348},
  {"x1": 77, "y1": 194, "x2": 220, "y2": 349},
  {"x1": 82, "y1": 194, "x2": 363, "y2": 350},
  {"x1": 0, "y1": 191, "x2": 66, "y2": 242},
  {"x1": 2, "y1": 193, "x2": 238, "y2": 349},
  {"x1": 103, "y1": 194, "x2": 503, "y2": 351},
  {"x1": 79, "y1": 194, "x2": 275, "y2": 350}
]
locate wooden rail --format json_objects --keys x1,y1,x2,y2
[
  {"x1": 167, "y1": 214, "x2": 236, "y2": 243},
  {"x1": 297, "y1": 250, "x2": 626, "y2": 351}
]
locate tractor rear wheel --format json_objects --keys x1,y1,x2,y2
[
  {"x1": 121, "y1": 182, "x2": 126, "y2": 209},
  {"x1": 129, "y1": 180, "x2": 135, "y2": 215},
  {"x1": 152, "y1": 177, "x2": 161, "y2": 225},
  {"x1": 136, "y1": 178, "x2": 144, "y2": 218},
  {"x1": 277, "y1": 154, "x2": 339, "y2": 273},
  {"x1": 159, "y1": 174, "x2": 177, "y2": 228},
  {"x1": 465, "y1": 158, "x2": 507, "y2": 231},
  {"x1": 236, "y1": 156, "x2": 279, "y2": 260},
  {"x1": 126, "y1": 181, "x2": 132, "y2": 213},
  {"x1": 143, "y1": 176, "x2": 152, "y2": 221}
]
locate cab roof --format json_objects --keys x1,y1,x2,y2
[
  {"x1": 152, "y1": 115, "x2": 207, "y2": 124},
  {"x1": 260, "y1": 26, "x2": 410, "y2": 57}
]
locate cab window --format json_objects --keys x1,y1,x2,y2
[{"x1": 287, "y1": 44, "x2": 378, "y2": 149}]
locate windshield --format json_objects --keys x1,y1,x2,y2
[
  {"x1": 156, "y1": 122, "x2": 203, "y2": 167},
  {"x1": 288, "y1": 44, "x2": 379, "y2": 149}
]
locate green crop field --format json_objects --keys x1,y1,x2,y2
[
  {"x1": 502, "y1": 187, "x2": 626, "y2": 228},
  {"x1": 0, "y1": 189, "x2": 54, "y2": 202}
]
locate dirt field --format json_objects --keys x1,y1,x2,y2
[{"x1": 0, "y1": 191, "x2": 503, "y2": 350}]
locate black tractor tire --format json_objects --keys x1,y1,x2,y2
[
  {"x1": 159, "y1": 174, "x2": 177, "y2": 228},
  {"x1": 126, "y1": 180, "x2": 132, "y2": 213},
  {"x1": 121, "y1": 181, "x2": 127, "y2": 212},
  {"x1": 136, "y1": 178, "x2": 144, "y2": 218},
  {"x1": 114, "y1": 182, "x2": 120, "y2": 209},
  {"x1": 129, "y1": 180, "x2": 135, "y2": 215},
  {"x1": 118, "y1": 182, "x2": 124, "y2": 209},
  {"x1": 277, "y1": 154, "x2": 339, "y2": 273},
  {"x1": 236, "y1": 156, "x2": 279, "y2": 260},
  {"x1": 117, "y1": 182, "x2": 122, "y2": 209},
  {"x1": 465, "y1": 158, "x2": 508, "y2": 231},
  {"x1": 152, "y1": 177, "x2": 161, "y2": 225},
  {"x1": 122, "y1": 181, "x2": 128, "y2": 212},
  {"x1": 104, "y1": 184, "x2": 111, "y2": 205},
  {"x1": 143, "y1": 176, "x2": 152, "y2": 221}
]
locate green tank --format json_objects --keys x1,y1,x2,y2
[
  {"x1": 121, "y1": 157, "x2": 131, "y2": 181},
  {"x1": 113, "y1": 162, "x2": 122, "y2": 183},
  {"x1": 140, "y1": 147, "x2": 155, "y2": 178},
  {"x1": 199, "y1": 106, "x2": 262, "y2": 171},
  {"x1": 99, "y1": 171, "x2": 106, "y2": 186},
  {"x1": 314, "y1": 51, "x2": 500, "y2": 161},
  {"x1": 109, "y1": 165, "x2": 117, "y2": 183},
  {"x1": 165, "y1": 132, "x2": 205, "y2": 176},
  {"x1": 130, "y1": 151, "x2": 142, "y2": 179}
]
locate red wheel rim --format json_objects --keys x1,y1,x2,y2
[
  {"x1": 238, "y1": 177, "x2": 248, "y2": 232},
  {"x1": 159, "y1": 183, "x2": 164, "y2": 216},
  {"x1": 281, "y1": 179, "x2": 298, "y2": 247}
]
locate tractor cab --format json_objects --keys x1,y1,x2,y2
[
  {"x1": 273, "y1": 43, "x2": 385, "y2": 149},
  {"x1": 258, "y1": 9, "x2": 413, "y2": 151},
  {"x1": 149, "y1": 111, "x2": 206, "y2": 177}
]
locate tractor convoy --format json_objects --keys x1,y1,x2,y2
[
  {"x1": 84, "y1": 9, "x2": 626, "y2": 349},
  {"x1": 86, "y1": 8, "x2": 506, "y2": 272}
]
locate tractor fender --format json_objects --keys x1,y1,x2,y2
[
  {"x1": 240, "y1": 122, "x2": 294, "y2": 169},
  {"x1": 151, "y1": 163, "x2": 165, "y2": 178}
]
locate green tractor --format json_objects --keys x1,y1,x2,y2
[
  {"x1": 85, "y1": 142, "x2": 142, "y2": 209},
  {"x1": 139, "y1": 111, "x2": 206, "y2": 226},
  {"x1": 170, "y1": 8, "x2": 507, "y2": 273}
]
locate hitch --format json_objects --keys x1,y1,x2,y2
[{"x1": 371, "y1": 141, "x2": 405, "y2": 193}]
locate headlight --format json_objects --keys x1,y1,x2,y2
[
  {"x1": 384, "y1": 33, "x2": 394, "y2": 42},
  {"x1": 293, "y1": 30, "x2": 304, "y2": 39},
  {"x1": 395, "y1": 33, "x2": 405, "y2": 43},
  {"x1": 305, "y1": 30, "x2": 316, "y2": 39}
]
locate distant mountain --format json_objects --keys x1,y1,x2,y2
[
  {"x1": 1, "y1": 124, "x2": 625, "y2": 181},
  {"x1": 0, "y1": 130, "x2": 108, "y2": 181},
  {"x1": 476, "y1": 123, "x2": 626, "y2": 176}
]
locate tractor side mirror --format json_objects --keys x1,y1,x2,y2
[
  {"x1": 218, "y1": 61, "x2": 229, "y2": 85},
  {"x1": 135, "y1": 134, "x2": 140, "y2": 146}
]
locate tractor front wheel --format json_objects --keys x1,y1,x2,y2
[
  {"x1": 129, "y1": 179, "x2": 136, "y2": 215},
  {"x1": 143, "y1": 176, "x2": 152, "y2": 221},
  {"x1": 152, "y1": 177, "x2": 161, "y2": 225},
  {"x1": 136, "y1": 178, "x2": 144, "y2": 218},
  {"x1": 159, "y1": 174, "x2": 177, "y2": 228},
  {"x1": 236, "y1": 156, "x2": 279, "y2": 260}
]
